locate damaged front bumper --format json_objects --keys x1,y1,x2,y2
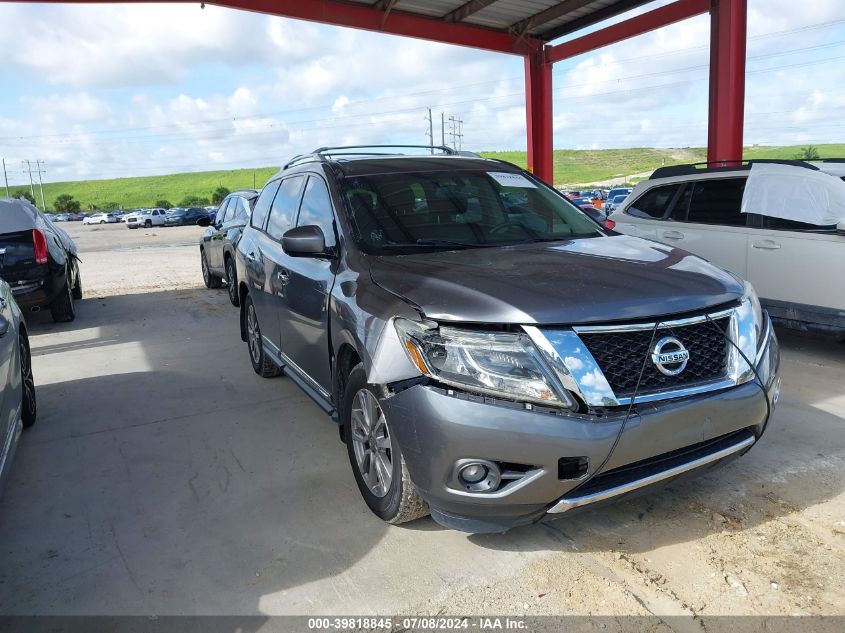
[{"x1": 380, "y1": 327, "x2": 780, "y2": 534}]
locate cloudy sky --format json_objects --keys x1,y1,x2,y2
[{"x1": 1, "y1": 0, "x2": 844, "y2": 185}]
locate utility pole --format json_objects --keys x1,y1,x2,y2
[
  {"x1": 425, "y1": 108, "x2": 434, "y2": 154},
  {"x1": 448, "y1": 116, "x2": 464, "y2": 151},
  {"x1": 441, "y1": 112, "x2": 445, "y2": 147},
  {"x1": 35, "y1": 160, "x2": 47, "y2": 210},
  {"x1": 22, "y1": 160, "x2": 36, "y2": 202},
  {"x1": 2, "y1": 158, "x2": 8, "y2": 198}
]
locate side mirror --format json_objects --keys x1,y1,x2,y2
[
  {"x1": 282, "y1": 225, "x2": 331, "y2": 257},
  {"x1": 0, "y1": 314, "x2": 9, "y2": 338},
  {"x1": 197, "y1": 217, "x2": 211, "y2": 227}
]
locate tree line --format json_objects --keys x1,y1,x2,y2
[{"x1": 8, "y1": 186, "x2": 233, "y2": 213}]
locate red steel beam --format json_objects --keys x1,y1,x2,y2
[
  {"x1": 525, "y1": 49, "x2": 554, "y2": 184},
  {"x1": 211, "y1": 0, "x2": 539, "y2": 55},
  {"x1": 707, "y1": 0, "x2": 746, "y2": 163},
  {"x1": 546, "y1": 0, "x2": 709, "y2": 63}
]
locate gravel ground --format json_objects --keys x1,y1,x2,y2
[
  {"x1": 68, "y1": 223, "x2": 205, "y2": 297},
  {"x1": 2, "y1": 221, "x2": 843, "y2": 622}
]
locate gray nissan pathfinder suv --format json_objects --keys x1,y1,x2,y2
[{"x1": 235, "y1": 146, "x2": 780, "y2": 534}]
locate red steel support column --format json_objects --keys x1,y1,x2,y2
[
  {"x1": 707, "y1": 0, "x2": 747, "y2": 164},
  {"x1": 525, "y1": 48, "x2": 554, "y2": 184}
]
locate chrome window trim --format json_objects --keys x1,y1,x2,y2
[{"x1": 547, "y1": 434, "x2": 755, "y2": 513}]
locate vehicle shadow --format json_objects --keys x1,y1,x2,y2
[{"x1": 0, "y1": 288, "x2": 387, "y2": 616}]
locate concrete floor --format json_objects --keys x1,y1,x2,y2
[{"x1": 0, "y1": 224, "x2": 843, "y2": 617}]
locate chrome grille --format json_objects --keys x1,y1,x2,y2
[{"x1": 577, "y1": 317, "x2": 730, "y2": 398}]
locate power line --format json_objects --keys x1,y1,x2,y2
[{"x1": 4, "y1": 18, "x2": 845, "y2": 145}]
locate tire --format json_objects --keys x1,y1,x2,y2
[
  {"x1": 20, "y1": 331, "x2": 36, "y2": 428},
  {"x1": 50, "y1": 273, "x2": 76, "y2": 323},
  {"x1": 244, "y1": 294, "x2": 281, "y2": 378},
  {"x1": 99, "y1": 220, "x2": 105, "y2": 224},
  {"x1": 343, "y1": 365, "x2": 429, "y2": 525},
  {"x1": 201, "y1": 248, "x2": 222, "y2": 289},
  {"x1": 225, "y1": 256, "x2": 239, "y2": 307},
  {"x1": 71, "y1": 267, "x2": 82, "y2": 300},
  {"x1": 144, "y1": 220, "x2": 152, "y2": 228}
]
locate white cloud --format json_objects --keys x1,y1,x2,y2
[{"x1": 1, "y1": 0, "x2": 844, "y2": 184}]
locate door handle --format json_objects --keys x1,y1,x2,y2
[
  {"x1": 246, "y1": 251, "x2": 256, "y2": 262},
  {"x1": 752, "y1": 240, "x2": 781, "y2": 250},
  {"x1": 662, "y1": 230, "x2": 684, "y2": 240}
]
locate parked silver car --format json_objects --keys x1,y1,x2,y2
[{"x1": 0, "y1": 279, "x2": 37, "y2": 495}]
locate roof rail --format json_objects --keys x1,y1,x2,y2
[
  {"x1": 649, "y1": 159, "x2": 819, "y2": 179},
  {"x1": 314, "y1": 144, "x2": 457, "y2": 156},
  {"x1": 281, "y1": 145, "x2": 461, "y2": 171},
  {"x1": 282, "y1": 153, "x2": 327, "y2": 170}
]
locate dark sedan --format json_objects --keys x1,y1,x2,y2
[
  {"x1": 164, "y1": 207, "x2": 207, "y2": 227},
  {"x1": 0, "y1": 198, "x2": 82, "y2": 322},
  {"x1": 197, "y1": 189, "x2": 258, "y2": 306}
]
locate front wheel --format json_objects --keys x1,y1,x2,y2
[
  {"x1": 343, "y1": 365, "x2": 429, "y2": 525},
  {"x1": 244, "y1": 294, "x2": 280, "y2": 378},
  {"x1": 144, "y1": 220, "x2": 152, "y2": 228}
]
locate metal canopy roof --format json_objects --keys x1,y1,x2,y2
[{"x1": 343, "y1": 0, "x2": 653, "y2": 41}]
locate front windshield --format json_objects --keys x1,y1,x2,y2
[{"x1": 341, "y1": 169, "x2": 602, "y2": 254}]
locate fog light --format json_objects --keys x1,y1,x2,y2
[
  {"x1": 459, "y1": 463, "x2": 488, "y2": 484},
  {"x1": 453, "y1": 459, "x2": 502, "y2": 493}
]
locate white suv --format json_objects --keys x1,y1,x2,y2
[
  {"x1": 126, "y1": 208, "x2": 166, "y2": 229},
  {"x1": 608, "y1": 160, "x2": 845, "y2": 334}
]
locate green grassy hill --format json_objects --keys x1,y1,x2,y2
[{"x1": 8, "y1": 144, "x2": 844, "y2": 211}]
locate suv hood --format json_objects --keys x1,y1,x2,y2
[{"x1": 368, "y1": 235, "x2": 743, "y2": 325}]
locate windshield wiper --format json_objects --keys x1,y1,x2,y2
[{"x1": 377, "y1": 239, "x2": 481, "y2": 250}]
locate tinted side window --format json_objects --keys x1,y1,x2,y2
[
  {"x1": 235, "y1": 197, "x2": 251, "y2": 221},
  {"x1": 215, "y1": 199, "x2": 230, "y2": 225},
  {"x1": 297, "y1": 176, "x2": 336, "y2": 248},
  {"x1": 251, "y1": 180, "x2": 282, "y2": 230},
  {"x1": 222, "y1": 199, "x2": 237, "y2": 223},
  {"x1": 675, "y1": 178, "x2": 747, "y2": 226},
  {"x1": 266, "y1": 176, "x2": 305, "y2": 241},
  {"x1": 627, "y1": 184, "x2": 680, "y2": 219}
]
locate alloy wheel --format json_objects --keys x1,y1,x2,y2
[
  {"x1": 246, "y1": 303, "x2": 261, "y2": 365},
  {"x1": 350, "y1": 389, "x2": 393, "y2": 498},
  {"x1": 227, "y1": 260, "x2": 237, "y2": 303}
]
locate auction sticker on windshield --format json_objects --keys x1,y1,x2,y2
[{"x1": 487, "y1": 172, "x2": 537, "y2": 188}]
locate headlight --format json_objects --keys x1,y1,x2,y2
[
  {"x1": 394, "y1": 319, "x2": 576, "y2": 409},
  {"x1": 731, "y1": 281, "x2": 764, "y2": 382}
]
